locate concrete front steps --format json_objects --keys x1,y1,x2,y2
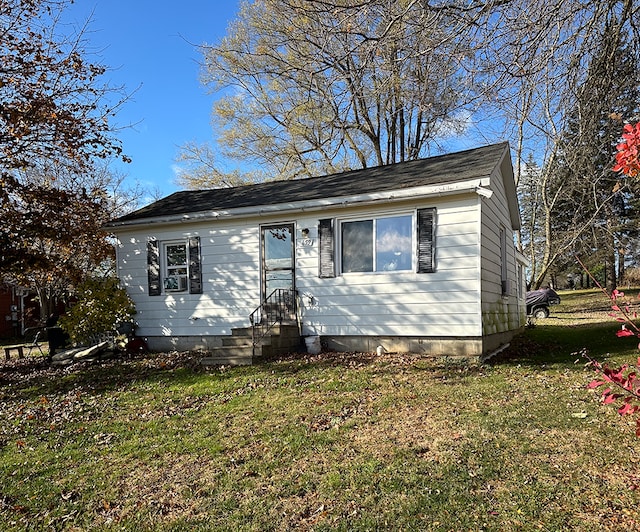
[{"x1": 200, "y1": 324, "x2": 300, "y2": 367}]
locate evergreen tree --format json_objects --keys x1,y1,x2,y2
[
  {"x1": 543, "y1": 24, "x2": 640, "y2": 290},
  {"x1": 518, "y1": 154, "x2": 544, "y2": 287}
]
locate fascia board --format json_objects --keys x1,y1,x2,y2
[{"x1": 107, "y1": 178, "x2": 490, "y2": 230}]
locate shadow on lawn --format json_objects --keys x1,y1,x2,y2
[
  {"x1": 3, "y1": 317, "x2": 636, "y2": 403},
  {"x1": 2, "y1": 349, "x2": 483, "y2": 404},
  {"x1": 266, "y1": 350, "x2": 491, "y2": 385},
  {"x1": 0, "y1": 352, "x2": 208, "y2": 404},
  {"x1": 489, "y1": 320, "x2": 637, "y2": 369}
]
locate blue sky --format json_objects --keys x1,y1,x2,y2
[
  {"x1": 62, "y1": 1, "x2": 498, "y2": 205},
  {"x1": 64, "y1": 1, "x2": 241, "y2": 200}
]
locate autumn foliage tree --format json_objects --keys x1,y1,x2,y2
[
  {"x1": 613, "y1": 122, "x2": 640, "y2": 177},
  {"x1": 0, "y1": 0, "x2": 129, "y2": 319}
]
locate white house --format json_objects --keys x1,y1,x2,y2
[{"x1": 106, "y1": 142, "x2": 527, "y2": 363}]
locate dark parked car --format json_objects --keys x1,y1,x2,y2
[{"x1": 526, "y1": 288, "x2": 561, "y2": 319}]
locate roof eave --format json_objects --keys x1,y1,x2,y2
[
  {"x1": 497, "y1": 143, "x2": 521, "y2": 231},
  {"x1": 106, "y1": 178, "x2": 491, "y2": 230}
]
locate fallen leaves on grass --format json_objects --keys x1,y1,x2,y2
[
  {"x1": 0, "y1": 352, "x2": 203, "y2": 446},
  {"x1": 2, "y1": 348, "x2": 640, "y2": 530}
]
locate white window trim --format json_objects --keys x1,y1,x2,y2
[
  {"x1": 162, "y1": 240, "x2": 189, "y2": 293},
  {"x1": 337, "y1": 211, "x2": 415, "y2": 275}
]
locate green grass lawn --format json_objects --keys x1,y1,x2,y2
[{"x1": 2, "y1": 290, "x2": 640, "y2": 531}]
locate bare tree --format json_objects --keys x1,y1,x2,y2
[
  {"x1": 183, "y1": 0, "x2": 640, "y2": 290},
  {"x1": 185, "y1": 0, "x2": 483, "y2": 184},
  {"x1": 175, "y1": 141, "x2": 260, "y2": 189},
  {"x1": 466, "y1": 0, "x2": 640, "y2": 288}
]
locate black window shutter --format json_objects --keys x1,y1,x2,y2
[
  {"x1": 188, "y1": 236, "x2": 202, "y2": 294},
  {"x1": 318, "y1": 218, "x2": 335, "y2": 278},
  {"x1": 417, "y1": 208, "x2": 436, "y2": 273},
  {"x1": 147, "y1": 239, "x2": 161, "y2": 296}
]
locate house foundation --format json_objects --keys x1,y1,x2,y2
[{"x1": 144, "y1": 329, "x2": 520, "y2": 361}]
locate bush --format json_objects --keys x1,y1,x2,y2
[{"x1": 59, "y1": 277, "x2": 136, "y2": 345}]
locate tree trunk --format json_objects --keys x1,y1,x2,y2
[{"x1": 35, "y1": 287, "x2": 56, "y2": 325}]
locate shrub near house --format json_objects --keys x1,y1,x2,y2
[{"x1": 59, "y1": 277, "x2": 136, "y2": 346}]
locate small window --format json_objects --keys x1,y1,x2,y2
[
  {"x1": 500, "y1": 227, "x2": 509, "y2": 295},
  {"x1": 341, "y1": 215, "x2": 412, "y2": 273},
  {"x1": 163, "y1": 242, "x2": 188, "y2": 292},
  {"x1": 147, "y1": 237, "x2": 202, "y2": 295}
]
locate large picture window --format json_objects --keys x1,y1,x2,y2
[
  {"x1": 319, "y1": 208, "x2": 435, "y2": 278},
  {"x1": 341, "y1": 215, "x2": 413, "y2": 273}
]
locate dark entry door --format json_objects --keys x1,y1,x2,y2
[{"x1": 261, "y1": 224, "x2": 295, "y2": 299}]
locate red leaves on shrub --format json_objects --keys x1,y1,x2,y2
[
  {"x1": 578, "y1": 124, "x2": 640, "y2": 435},
  {"x1": 612, "y1": 289, "x2": 625, "y2": 300},
  {"x1": 613, "y1": 122, "x2": 640, "y2": 177},
  {"x1": 618, "y1": 399, "x2": 635, "y2": 416},
  {"x1": 585, "y1": 353, "x2": 640, "y2": 429}
]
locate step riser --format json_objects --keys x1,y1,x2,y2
[
  {"x1": 200, "y1": 325, "x2": 300, "y2": 366},
  {"x1": 222, "y1": 337, "x2": 300, "y2": 349},
  {"x1": 222, "y1": 337, "x2": 254, "y2": 347},
  {"x1": 234, "y1": 325, "x2": 299, "y2": 337}
]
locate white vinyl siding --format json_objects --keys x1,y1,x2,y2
[
  {"x1": 116, "y1": 220, "x2": 261, "y2": 338},
  {"x1": 116, "y1": 198, "x2": 483, "y2": 341},
  {"x1": 480, "y1": 166, "x2": 524, "y2": 333},
  {"x1": 115, "y1": 173, "x2": 526, "y2": 344},
  {"x1": 297, "y1": 200, "x2": 482, "y2": 338}
]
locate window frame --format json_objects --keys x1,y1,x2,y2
[
  {"x1": 500, "y1": 226, "x2": 509, "y2": 296},
  {"x1": 162, "y1": 240, "x2": 189, "y2": 292},
  {"x1": 338, "y1": 212, "x2": 415, "y2": 275},
  {"x1": 147, "y1": 236, "x2": 202, "y2": 296}
]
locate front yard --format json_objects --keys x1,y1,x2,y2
[{"x1": 1, "y1": 289, "x2": 639, "y2": 530}]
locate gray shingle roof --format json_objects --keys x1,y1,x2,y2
[{"x1": 111, "y1": 142, "x2": 509, "y2": 224}]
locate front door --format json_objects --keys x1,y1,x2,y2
[{"x1": 261, "y1": 223, "x2": 295, "y2": 299}]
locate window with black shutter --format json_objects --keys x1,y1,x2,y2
[
  {"x1": 417, "y1": 208, "x2": 436, "y2": 273},
  {"x1": 318, "y1": 218, "x2": 335, "y2": 278},
  {"x1": 147, "y1": 239, "x2": 161, "y2": 296},
  {"x1": 147, "y1": 237, "x2": 203, "y2": 295},
  {"x1": 324, "y1": 209, "x2": 436, "y2": 276}
]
